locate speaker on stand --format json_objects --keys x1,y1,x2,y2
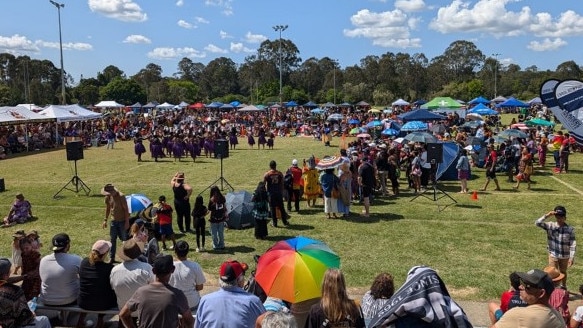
[
  {"x1": 54, "y1": 141, "x2": 91, "y2": 198},
  {"x1": 201, "y1": 139, "x2": 234, "y2": 193}
]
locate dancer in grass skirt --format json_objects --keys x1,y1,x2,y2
[
  {"x1": 229, "y1": 127, "x2": 238, "y2": 150},
  {"x1": 258, "y1": 127, "x2": 267, "y2": 149},
  {"x1": 172, "y1": 136, "x2": 185, "y2": 162},
  {"x1": 150, "y1": 136, "x2": 164, "y2": 162},
  {"x1": 134, "y1": 137, "x2": 146, "y2": 162}
]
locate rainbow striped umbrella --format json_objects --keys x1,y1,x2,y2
[{"x1": 255, "y1": 236, "x2": 340, "y2": 303}]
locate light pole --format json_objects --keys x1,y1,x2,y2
[
  {"x1": 492, "y1": 53, "x2": 500, "y2": 99},
  {"x1": 50, "y1": 0, "x2": 66, "y2": 105},
  {"x1": 272, "y1": 25, "x2": 287, "y2": 105},
  {"x1": 333, "y1": 59, "x2": 337, "y2": 105}
]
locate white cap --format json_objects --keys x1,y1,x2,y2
[{"x1": 292, "y1": 159, "x2": 298, "y2": 166}]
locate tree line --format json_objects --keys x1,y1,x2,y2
[{"x1": 0, "y1": 40, "x2": 581, "y2": 107}]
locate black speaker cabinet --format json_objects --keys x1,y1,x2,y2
[
  {"x1": 0, "y1": 178, "x2": 4, "y2": 192},
  {"x1": 427, "y1": 143, "x2": 443, "y2": 164},
  {"x1": 215, "y1": 139, "x2": 229, "y2": 158},
  {"x1": 66, "y1": 141, "x2": 84, "y2": 161}
]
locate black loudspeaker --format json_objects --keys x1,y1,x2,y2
[
  {"x1": 427, "y1": 143, "x2": 443, "y2": 164},
  {"x1": 66, "y1": 141, "x2": 84, "y2": 161},
  {"x1": 0, "y1": 178, "x2": 4, "y2": 192},
  {"x1": 215, "y1": 139, "x2": 229, "y2": 159}
]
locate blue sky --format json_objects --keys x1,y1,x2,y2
[{"x1": 1, "y1": 0, "x2": 582, "y2": 83}]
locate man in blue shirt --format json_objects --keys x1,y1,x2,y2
[{"x1": 196, "y1": 260, "x2": 265, "y2": 327}]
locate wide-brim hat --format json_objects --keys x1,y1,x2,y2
[
  {"x1": 12, "y1": 230, "x2": 25, "y2": 238},
  {"x1": 543, "y1": 266, "x2": 565, "y2": 282},
  {"x1": 117, "y1": 239, "x2": 144, "y2": 261},
  {"x1": 100, "y1": 184, "x2": 119, "y2": 196}
]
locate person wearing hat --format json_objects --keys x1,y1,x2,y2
[
  {"x1": 101, "y1": 183, "x2": 130, "y2": 264},
  {"x1": 38, "y1": 233, "x2": 82, "y2": 307},
  {"x1": 169, "y1": 241, "x2": 206, "y2": 313},
  {"x1": 493, "y1": 269, "x2": 564, "y2": 328},
  {"x1": 287, "y1": 159, "x2": 303, "y2": 213},
  {"x1": 11, "y1": 229, "x2": 25, "y2": 275},
  {"x1": 196, "y1": 260, "x2": 265, "y2": 327},
  {"x1": 544, "y1": 266, "x2": 570, "y2": 324},
  {"x1": 0, "y1": 257, "x2": 52, "y2": 328},
  {"x1": 110, "y1": 238, "x2": 154, "y2": 319},
  {"x1": 78, "y1": 240, "x2": 117, "y2": 328},
  {"x1": 171, "y1": 172, "x2": 193, "y2": 233},
  {"x1": 120, "y1": 254, "x2": 194, "y2": 328},
  {"x1": 535, "y1": 206, "x2": 575, "y2": 287},
  {"x1": 480, "y1": 144, "x2": 501, "y2": 191},
  {"x1": 3, "y1": 192, "x2": 33, "y2": 226}
]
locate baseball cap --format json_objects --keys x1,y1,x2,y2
[
  {"x1": 219, "y1": 260, "x2": 248, "y2": 282},
  {"x1": 92, "y1": 240, "x2": 112, "y2": 256},
  {"x1": 152, "y1": 255, "x2": 175, "y2": 275},
  {"x1": 516, "y1": 269, "x2": 555, "y2": 296},
  {"x1": 52, "y1": 233, "x2": 70, "y2": 251},
  {"x1": 292, "y1": 159, "x2": 298, "y2": 166},
  {"x1": 554, "y1": 205, "x2": 567, "y2": 217}
]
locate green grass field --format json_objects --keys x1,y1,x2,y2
[{"x1": 1, "y1": 122, "x2": 582, "y2": 302}]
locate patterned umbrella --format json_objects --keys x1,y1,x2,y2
[
  {"x1": 315, "y1": 156, "x2": 344, "y2": 170},
  {"x1": 255, "y1": 236, "x2": 340, "y2": 303},
  {"x1": 125, "y1": 194, "x2": 152, "y2": 214},
  {"x1": 400, "y1": 121, "x2": 428, "y2": 132},
  {"x1": 381, "y1": 128, "x2": 400, "y2": 136},
  {"x1": 366, "y1": 120, "x2": 383, "y2": 128}
]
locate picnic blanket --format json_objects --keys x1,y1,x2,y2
[{"x1": 369, "y1": 266, "x2": 473, "y2": 328}]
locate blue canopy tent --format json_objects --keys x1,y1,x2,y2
[
  {"x1": 285, "y1": 101, "x2": 298, "y2": 107},
  {"x1": 496, "y1": 97, "x2": 529, "y2": 108},
  {"x1": 303, "y1": 101, "x2": 318, "y2": 108},
  {"x1": 468, "y1": 103, "x2": 499, "y2": 115},
  {"x1": 207, "y1": 101, "x2": 224, "y2": 108},
  {"x1": 397, "y1": 109, "x2": 447, "y2": 122},
  {"x1": 468, "y1": 96, "x2": 490, "y2": 105},
  {"x1": 339, "y1": 102, "x2": 352, "y2": 107},
  {"x1": 436, "y1": 142, "x2": 462, "y2": 181},
  {"x1": 129, "y1": 102, "x2": 142, "y2": 114},
  {"x1": 230, "y1": 100, "x2": 241, "y2": 107},
  {"x1": 311, "y1": 108, "x2": 325, "y2": 114}
]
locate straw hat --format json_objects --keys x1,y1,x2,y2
[
  {"x1": 100, "y1": 184, "x2": 119, "y2": 196},
  {"x1": 543, "y1": 266, "x2": 565, "y2": 282}
]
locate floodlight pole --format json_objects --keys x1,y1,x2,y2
[
  {"x1": 333, "y1": 59, "x2": 337, "y2": 105},
  {"x1": 50, "y1": 0, "x2": 66, "y2": 105},
  {"x1": 492, "y1": 53, "x2": 500, "y2": 99},
  {"x1": 273, "y1": 25, "x2": 288, "y2": 106}
]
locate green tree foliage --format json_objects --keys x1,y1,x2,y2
[{"x1": 100, "y1": 77, "x2": 146, "y2": 105}]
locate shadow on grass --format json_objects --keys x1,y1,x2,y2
[
  {"x1": 344, "y1": 212, "x2": 404, "y2": 224},
  {"x1": 455, "y1": 204, "x2": 482, "y2": 209},
  {"x1": 210, "y1": 245, "x2": 256, "y2": 254}
]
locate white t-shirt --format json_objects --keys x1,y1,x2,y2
[
  {"x1": 110, "y1": 259, "x2": 154, "y2": 310},
  {"x1": 169, "y1": 260, "x2": 206, "y2": 308},
  {"x1": 39, "y1": 252, "x2": 82, "y2": 305},
  {"x1": 572, "y1": 305, "x2": 583, "y2": 324}
]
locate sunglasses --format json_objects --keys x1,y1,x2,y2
[{"x1": 520, "y1": 281, "x2": 541, "y2": 293}]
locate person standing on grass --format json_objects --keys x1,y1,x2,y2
[
  {"x1": 264, "y1": 160, "x2": 289, "y2": 227},
  {"x1": 153, "y1": 195, "x2": 176, "y2": 251},
  {"x1": 481, "y1": 144, "x2": 501, "y2": 191},
  {"x1": 191, "y1": 195, "x2": 208, "y2": 252},
  {"x1": 358, "y1": 156, "x2": 375, "y2": 217},
  {"x1": 101, "y1": 183, "x2": 129, "y2": 264},
  {"x1": 456, "y1": 149, "x2": 470, "y2": 193},
  {"x1": 171, "y1": 172, "x2": 192, "y2": 233},
  {"x1": 208, "y1": 186, "x2": 227, "y2": 250},
  {"x1": 287, "y1": 159, "x2": 303, "y2": 213},
  {"x1": 535, "y1": 205, "x2": 575, "y2": 287}
]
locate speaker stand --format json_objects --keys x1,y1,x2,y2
[
  {"x1": 199, "y1": 156, "x2": 234, "y2": 194},
  {"x1": 53, "y1": 160, "x2": 91, "y2": 198},
  {"x1": 410, "y1": 163, "x2": 457, "y2": 211}
]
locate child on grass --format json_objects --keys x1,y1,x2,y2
[
  {"x1": 11, "y1": 230, "x2": 25, "y2": 275},
  {"x1": 191, "y1": 195, "x2": 208, "y2": 252}
]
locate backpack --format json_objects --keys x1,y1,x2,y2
[{"x1": 284, "y1": 169, "x2": 293, "y2": 190}]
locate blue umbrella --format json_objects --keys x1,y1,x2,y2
[
  {"x1": 381, "y1": 128, "x2": 399, "y2": 136},
  {"x1": 400, "y1": 121, "x2": 427, "y2": 131},
  {"x1": 366, "y1": 120, "x2": 383, "y2": 128},
  {"x1": 311, "y1": 108, "x2": 325, "y2": 114},
  {"x1": 126, "y1": 194, "x2": 152, "y2": 214},
  {"x1": 348, "y1": 118, "x2": 360, "y2": 125},
  {"x1": 327, "y1": 113, "x2": 344, "y2": 121}
]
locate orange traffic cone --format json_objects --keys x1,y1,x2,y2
[{"x1": 471, "y1": 191, "x2": 478, "y2": 201}]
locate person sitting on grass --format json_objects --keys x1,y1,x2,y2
[
  {"x1": 487, "y1": 272, "x2": 527, "y2": 325},
  {"x1": 569, "y1": 285, "x2": 583, "y2": 328},
  {"x1": 3, "y1": 192, "x2": 33, "y2": 226}
]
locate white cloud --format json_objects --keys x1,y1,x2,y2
[
  {"x1": 220, "y1": 30, "x2": 232, "y2": 39},
  {"x1": 176, "y1": 0, "x2": 184, "y2": 6},
  {"x1": 343, "y1": 9, "x2": 422, "y2": 48},
  {"x1": 204, "y1": 44, "x2": 228, "y2": 54},
  {"x1": 527, "y1": 38, "x2": 567, "y2": 51},
  {"x1": 0, "y1": 34, "x2": 40, "y2": 52},
  {"x1": 177, "y1": 20, "x2": 195, "y2": 29},
  {"x1": 395, "y1": 0, "x2": 426, "y2": 12},
  {"x1": 195, "y1": 17, "x2": 210, "y2": 24},
  {"x1": 123, "y1": 34, "x2": 151, "y2": 44},
  {"x1": 230, "y1": 42, "x2": 254, "y2": 53},
  {"x1": 38, "y1": 41, "x2": 93, "y2": 51},
  {"x1": 148, "y1": 47, "x2": 205, "y2": 59},
  {"x1": 88, "y1": 0, "x2": 147, "y2": 22},
  {"x1": 244, "y1": 32, "x2": 267, "y2": 44},
  {"x1": 530, "y1": 10, "x2": 583, "y2": 38},
  {"x1": 205, "y1": 0, "x2": 233, "y2": 16}
]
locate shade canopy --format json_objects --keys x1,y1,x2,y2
[
  {"x1": 468, "y1": 96, "x2": 490, "y2": 105},
  {"x1": 397, "y1": 109, "x2": 446, "y2": 122},
  {"x1": 468, "y1": 104, "x2": 499, "y2": 115},
  {"x1": 392, "y1": 98, "x2": 410, "y2": 106},
  {"x1": 496, "y1": 97, "x2": 529, "y2": 108},
  {"x1": 424, "y1": 97, "x2": 463, "y2": 109},
  {"x1": 39, "y1": 104, "x2": 101, "y2": 123},
  {"x1": 94, "y1": 100, "x2": 125, "y2": 108},
  {"x1": 303, "y1": 101, "x2": 318, "y2": 108},
  {"x1": 0, "y1": 106, "x2": 55, "y2": 125}
]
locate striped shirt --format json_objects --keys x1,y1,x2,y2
[{"x1": 536, "y1": 216, "x2": 576, "y2": 259}]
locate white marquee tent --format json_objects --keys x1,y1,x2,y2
[
  {"x1": 94, "y1": 100, "x2": 125, "y2": 108},
  {"x1": 0, "y1": 106, "x2": 55, "y2": 125},
  {"x1": 39, "y1": 105, "x2": 101, "y2": 123}
]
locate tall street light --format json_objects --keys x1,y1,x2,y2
[
  {"x1": 492, "y1": 53, "x2": 500, "y2": 99},
  {"x1": 50, "y1": 0, "x2": 66, "y2": 105},
  {"x1": 273, "y1": 25, "x2": 288, "y2": 105},
  {"x1": 333, "y1": 59, "x2": 338, "y2": 105}
]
